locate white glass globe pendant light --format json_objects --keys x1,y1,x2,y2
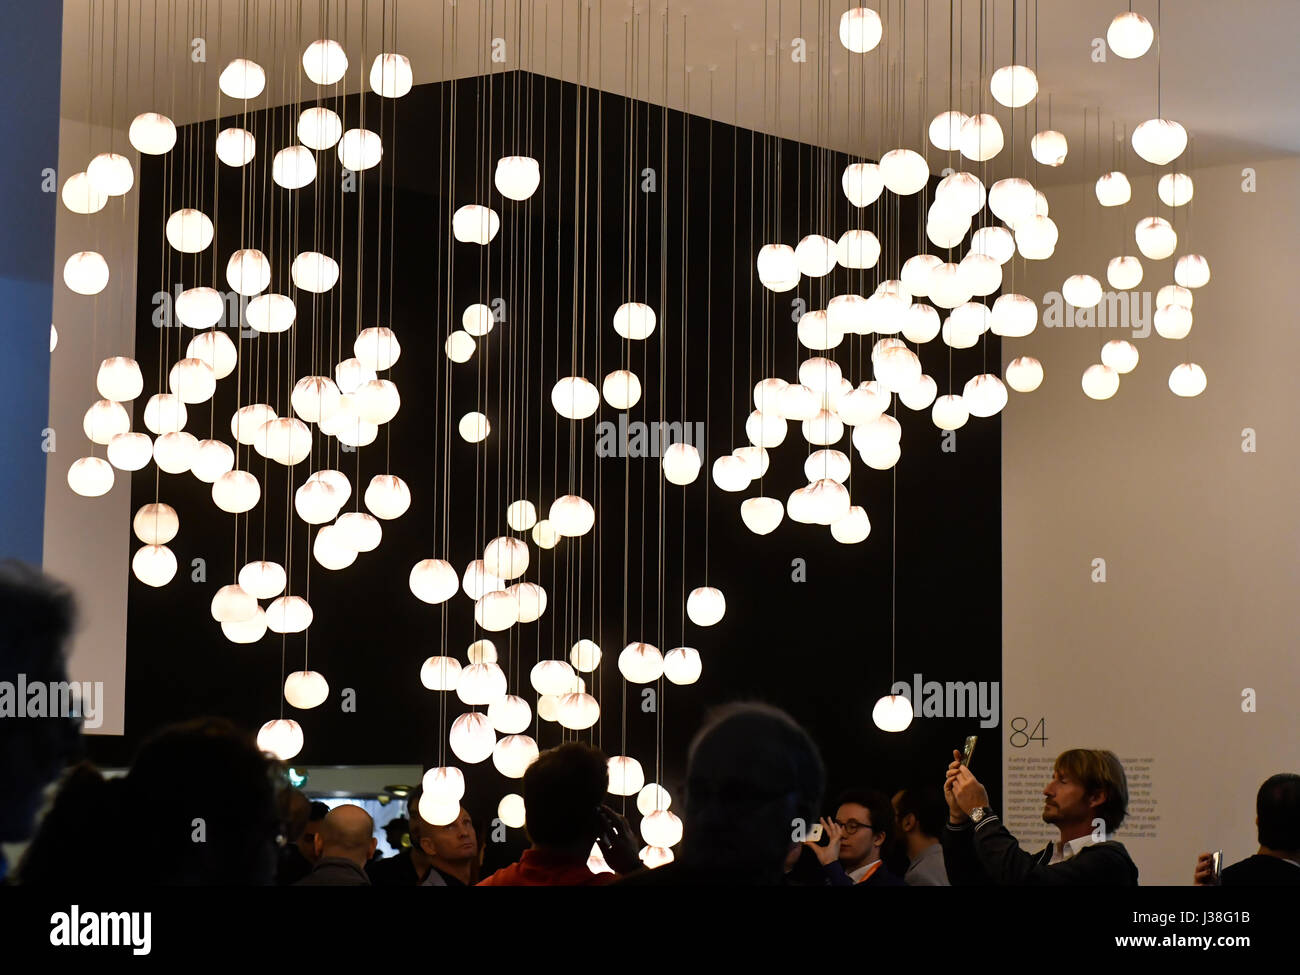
[
  {"x1": 841, "y1": 162, "x2": 884, "y2": 207},
  {"x1": 931, "y1": 394, "x2": 969, "y2": 431},
  {"x1": 339, "y1": 129, "x2": 383, "y2": 171},
  {"x1": 838, "y1": 7, "x2": 883, "y2": 53},
  {"x1": 1005, "y1": 356, "x2": 1044, "y2": 393},
  {"x1": 959, "y1": 114, "x2": 1003, "y2": 162},
  {"x1": 1101, "y1": 340, "x2": 1140, "y2": 374},
  {"x1": 1135, "y1": 216, "x2": 1177, "y2": 260},
  {"x1": 302, "y1": 39, "x2": 348, "y2": 85},
  {"x1": 212, "y1": 469, "x2": 261, "y2": 513},
  {"x1": 661, "y1": 443, "x2": 702, "y2": 485},
  {"x1": 1095, "y1": 171, "x2": 1132, "y2": 207},
  {"x1": 1062, "y1": 274, "x2": 1103, "y2": 309},
  {"x1": 1174, "y1": 254, "x2": 1211, "y2": 289},
  {"x1": 1158, "y1": 172, "x2": 1194, "y2": 208},
  {"x1": 298, "y1": 107, "x2": 343, "y2": 151},
  {"x1": 1081, "y1": 363, "x2": 1120, "y2": 400},
  {"x1": 873, "y1": 694, "x2": 913, "y2": 732},
  {"x1": 756, "y1": 243, "x2": 800, "y2": 292},
  {"x1": 1132, "y1": 118, "x2": 1188, "y2": 166},
  {"x1": 370, "y1": 53, "x2": 414, "y2": 97},
  {"x1": 285, "y1": 671, "x2": 330, "y2": 710},
  {"x1": 107, "y1": 432, "x2": 153, "y2": 471},
  {"x1": 61, "y1": 172, "x2": 107, "y2": 214},
  {"x1": 1168, "y1": 363, "x2": 1207, "y2": 397},
  {"x1": 612, "y1": 302, "x2": 656, "y2": 340},
  {"x1": 67, "y1": 457, "x2": 114, "y2": 497},
  {"x1": 272, "y1": 145, "x2": 317, "y2": 189},
  {"x1": 452, "y1": 205, "x2": 501, "y2": 244},
  {"x1": 215, "y1": 128, "x2": 256, "y2": 167},
  {"x1": 1107, "y1": 11, "x2": 1154, "y2": 58},
  {"x1": 989, "y1": 64, "x2": 1038, "y2": 108},
  {"x1": 133, "y1": 544, "x2": 178, "y2": 587},
  {"x1": 226, "y1": 248, "x2": 271, "y2": 296},
  {"x1": 879, "y1": 149, "x2": 929, "y2": 194},
  {"x1": 928, "y1": 110, "x2": 968, "y2": 152},
  {"x1": 165, "y1": 208, "x2": 214, "y2": 253},
  {"x1": 86, "y1": 152, "x2": 134, "y2": 196},
  {"x1": 1106, "y1": 255, "x2": 1143, "y2": 290},
  {"x1": 1030, "y1": 130, "x2": 1068, "y2": 167},
  {"x1": 97, "y1": 355, "x2": 144, "y2": 401},
  {"x1": 239, "y1": 560, "x2": 286, "y2": 599},
  {"x1": 63, "y1": 252, "x2": 110, "y2": 296},
  {"x1": 495, "y1": 156, "x2": 541, "y2": 201},
  {"x1": 257, "y1": 719, "x2": 303, "y2": 760},
  {"x1": 219, "y1": 58, "x2": 266, "y2": 99},
  {"x1": 685, "y1": 587, "x2": 726, "y2": 627},
  {"x1": 187, "y1": 331, "x2": 237, "y2": 380}
]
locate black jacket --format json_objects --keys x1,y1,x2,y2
[
  {"x1": 295, "y1": 856, "x2": 372, "y2": 886},
  {"x1": 1221, "y1": 854, "x2": 1300, "y2": 886},
  {"x1": 366, "y1": 852, "x2": 423, "y2": 886},
  {"x1": 941, "y1": 814, "x2": 1139, "y2": 886}
]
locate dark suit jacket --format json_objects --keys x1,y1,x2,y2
[
  {"x1": 295, "y1": 856, "x2": 372, "y2": 886},
  {"x1": 1221, "y1": 854, "x2": 1300, "y2": 886},
  {"x1": 821, "y1": 858, "x2": 905, "y2": 886},
  {"x1": 366, "y1": 852, "x2": 423, "y2": 886},
  {"x1": 941, "y1": 814, "x2": 1138, "y2": 886}
]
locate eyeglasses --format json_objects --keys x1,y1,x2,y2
[{"x1": 833, "y1": 819, "x2": 874, "y2": 836}]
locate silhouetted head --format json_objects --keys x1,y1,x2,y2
[
  {"x1": 298, "y1": 800, "x2": 329, "y2": 863},
  {"x1": 680, "y1": 702, "x2": 824, "y2": 877},
  {"x1": 0, "y1": 561, "x2": 79, "y2": 843},
  {"x1": 522, "y1": 742, "x2": 608, "y2": 856},
  {"x1": 1257, "y1": 773, "x2": 1300, "y2": 852},
  {"x1": 893, "y1": 784, "x2": 948, "y2": 841},
  {"x1": 125, "y1": 717, "x2": 280, "y2": 884},
  {"x1": 277, "y1": 787, "x2": 311, "y2": 844}
]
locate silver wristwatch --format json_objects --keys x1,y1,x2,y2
[{"x1": 970, "y1": 806, "x2": 995, "y2": 824}]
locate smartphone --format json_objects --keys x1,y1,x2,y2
[
  {"x1": 1210, "y1": 851, "x2": 1223, "y2": 885},
  {"x1": 807, "y1": 822, "x2": 824, "y2": 843},
  {"x1": 961, "y1": 735, "x2": 978, "y2": 768}
]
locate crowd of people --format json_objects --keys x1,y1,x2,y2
[{"x1": 3, "y1": 560, "x2": 1298, "y2": 887}]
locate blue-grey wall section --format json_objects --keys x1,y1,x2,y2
[{"x1": 0, "y1": 1, "x2": 63, "y2": 561}]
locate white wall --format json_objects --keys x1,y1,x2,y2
[
  {"x1": 45, "y1": 117, "x2": 137, "y2": 737},
  {"x1": 1002, "y1": 156, "x2": 1300, "y2": 884}
]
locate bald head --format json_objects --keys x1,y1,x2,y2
[{"x1": 315, "y1": 805, "x2": 377, "y2": 867}]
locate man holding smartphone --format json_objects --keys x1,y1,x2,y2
[
  {"x1": 1193, "y1": 773, "x2": 1300, "y2": 885},
  {"x1": 476, "y1": 742, "x2": 640, "y2": 885},
  {"x1": 941, "y1": 747, "x2": 1139, "y2": 885},
  {"x1": 800, "y1": 790, "x2": 904, "y2": 886}
]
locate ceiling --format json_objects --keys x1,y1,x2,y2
[{"x1": 60, "y1": 0, "x2": 1300, "y2": 182}]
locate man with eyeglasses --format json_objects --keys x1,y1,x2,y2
[{"x1": 805, "y1": 789, "x2": 904, "y2": 886}]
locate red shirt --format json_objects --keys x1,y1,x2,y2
[{"x1": 476, "y1": 848, "x2": 617, "y2": 886}]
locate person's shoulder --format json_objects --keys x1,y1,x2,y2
[
  {"x1": 365, "y1": 854, "x2": 397, "y2": 876},
  {"x1": 1223, "y1": 855, "x2": 1300, "y2": 886},
  {"x1": 475, "y1": 865, "x2": 515, "y2": 886},
  {"x1": 366, "y1": 853, "x2": 415, "y2": 884},
  {"x1": 1087, "y1": 839, "x2": 1135, "y2": 859},
  {"x1": 611, "y1": 863, "x2": 678, "y2": 885},
  {"x1": 863, "y1": 866, "x2": 905, "y2": 887},
  {"x1": 1077, "y1": 840, "x2": 1139, "y2": 883}
]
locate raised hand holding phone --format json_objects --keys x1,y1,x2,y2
[
  {"x1": 805, "y1": 816, "x2": 842, "y2": 866},
  {"x1": 596, "y1": 804, "x2": 641, "y2": 875},
  {"x1": 944, "y1": 749, "x2": 968, "y2": 823}
]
